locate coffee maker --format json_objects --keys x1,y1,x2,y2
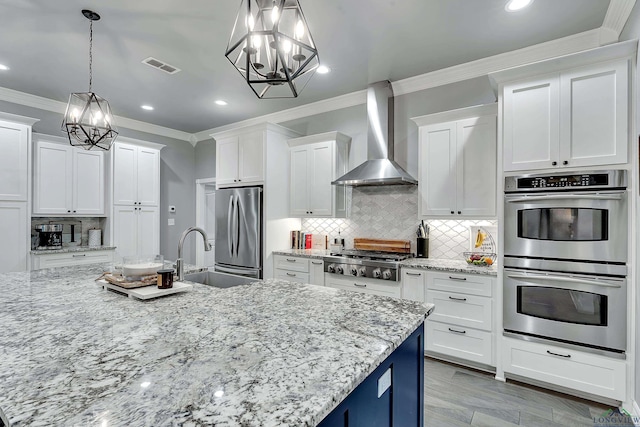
[{"x1": 36, "y1": 224, "x2": 63, "y2": 249}]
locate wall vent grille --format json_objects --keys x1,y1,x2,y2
[{"x1": 142, "y1": 57, "x2": 181, "y2": 75}]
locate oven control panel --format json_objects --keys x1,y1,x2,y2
[
  {"x1": 505, "y1": 170, "x2": 626, "y2": 192},
  {"x1": 324, "y1": 262, "x2": 397, "y2": 281}
]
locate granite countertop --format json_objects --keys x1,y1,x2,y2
[
  {"x1": 273, "y1": 248, "x2": 332, "y2": 259},
  {"x1": 0, "y1": 264, "x2": 430, "y2": 426},
  {"x1": 400, "y1": 258, "x2": 498, "y2": 276},
  {"x1": 30, "y1": 246, "x2": 117, "y2": 254}
]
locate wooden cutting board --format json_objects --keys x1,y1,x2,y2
[{"x1": 353, "y1": 238, "x2": 411, "y2": 253}]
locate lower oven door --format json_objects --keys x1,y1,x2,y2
[{"x1": 503, "y1": 268, "x2": 626, "y2": 352}]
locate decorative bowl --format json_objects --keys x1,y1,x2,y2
[
  {"x1": 122, "y1": 255, "x2": 164, "y2": 278},
  {"x1": 462, "y1": 252, "x2": 496, "y2": 267}
]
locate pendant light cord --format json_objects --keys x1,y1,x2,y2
[{"x1": 89, "y1": 20, "x2": 93, "y2": 92}]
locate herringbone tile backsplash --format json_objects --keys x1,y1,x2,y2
[{"x1": 301, "y1": 185, "x2": 497, "y2": 259}]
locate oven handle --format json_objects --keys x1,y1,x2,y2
[
  {"x1": 506, "y1": 274, "x2": 622, "y2": 288},
  {"x1": 505, "y1": 193, "x2": 624, "y2": 203}
]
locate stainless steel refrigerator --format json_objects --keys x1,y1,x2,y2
[{"x1": 215, "y1": 187, "x2": 262, "y2": 278}]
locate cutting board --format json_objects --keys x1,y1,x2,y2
[
  {"x1": 98, "y1": 279, "x2": 192, "y2": 300},
  {"x1": 353, "y1": 238, "x2": 411, "y2": 253}
]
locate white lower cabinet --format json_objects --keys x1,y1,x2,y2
[
  {"x1": 325, "y1": 274, "x2": 401, "y2": 298},
  {"x1": 31, "y1": 249, "x2": 115, "y2": 270},
  {"x1": 0, "y1": 201, "x2": 28, "y2": 273},
  {"x1": 402, "y1": 269, "x2": 496, "y2": 367},
  {"x1": 273, "y1": 255, "x2": 324, "y2": 286},
  {"x1": 502, "y1": 336, "x2": 626, "y2": 401}
]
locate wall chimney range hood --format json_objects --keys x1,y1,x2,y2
[{"x1": 332, "y1": 81, "x2": 417, "y2": 186}]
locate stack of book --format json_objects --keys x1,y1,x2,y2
[{"x1": 290, "y1": 231, "x2": 328, "y2": 250}]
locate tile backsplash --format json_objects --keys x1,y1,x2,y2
[{"x1": 301, "y1": 185, "x2": 497, "y2": 259}]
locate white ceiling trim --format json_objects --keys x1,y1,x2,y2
[
  {"x1": 603, "y1": 0, "x2": 637, "y2": 36},
  {"x1": 0, "y1": 86, "x2": 193, "y2": 142}
]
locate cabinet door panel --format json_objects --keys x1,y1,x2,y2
[
  {"x1": 73, "y1": 149, "x2": 104, "y2": 214},
  {"x1": 216, "y1": 137, "x2": 239, "y2": 186},
  {"x1": 113, "y1": 206, "x2": 138, "y2": 258},
  {"x1": 137, "y1": 207, "x2": 160, "y2": 255},
  {"x1": 560, "y1": 60, "x2": 628, "y2": 167},
  {"x1": 113, "y1": 143, "x2": 137, "y2": 205},
  {"x1": 238, "y1": 131, "x2": 264, "y2": 184},
  {"x1": 456, "y1": 116, "x2": 496, "y2": 217},
  {"x1": 503, "y1": 76, "x2": 560, "y2": 171},
  {"x1": 420, "y1": 123, "x2": 456, "y2": 216},
  {"x1": 310, "y1": 260, "x2": 325, "y2": 286},
  {"x1": 289, "y1": 147, "x2": 309, "y2": 216},
  {"x1": 0, "y1": 202, "x2": 27, "y2": 272},
  {"x1": 137, "y1": 147, "x2": 159, "y2": 206},
  {"x1": 34, "y1": 142, "x2": 72, "y2": 214},
  {"x1": 402, "y1": 269, "x2": 425, "y2": 302},
  {"x1": 0, "y1": 122, "x2": 28, "y2": 201},
  {"x1": 308, "y1": 142, "x2": 333, "y2": 216}
]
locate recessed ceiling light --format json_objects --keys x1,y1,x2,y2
[
  {"x1": 317, "y1": 65, "x2": 331, "y2": 74},
  {"x1": 215, "y1": 100, "x2": 228, "y2": 106},
  {"x1": 141, "y1": 105, "x2": 154, "y2": 111},
  {"x1": 0, "y1": 64, "x2": 9, "y2": 71},
  {"x1": 505, "y1": 0, "x2": 533, "y2": 12}
]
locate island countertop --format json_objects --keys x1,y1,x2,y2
[{"x1": 0, "y1": 264, "x2": 431, "y2": 426}]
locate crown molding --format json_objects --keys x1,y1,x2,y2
[
  {"x1": 0, "y1": 86, "x2": 192, "y2": 143},
  {"x1": 411, "y1": 103, "x2": 498, "y2": 128},
  {"x1": 194, "y1": 90, "x2": 366, "y2": 142},
  {"x1": 603, "y1": 0, "x2": 637, "y2": 36},
  {"x1": 0, "y1": 111, "x2": 39, "y2": 126}
]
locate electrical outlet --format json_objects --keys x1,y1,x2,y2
[
  {"x1": 168, "y1": 218, "x2": 175, "y2": 226},
  {"x1": 169, "y1": 205, "x2": 176, "y2": 213}
]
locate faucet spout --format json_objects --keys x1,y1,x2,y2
[{"x1": 176, "y1": 226, "x2": 211, "y2": 281}]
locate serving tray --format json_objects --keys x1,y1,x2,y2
[{"x1": 97, "y1": 279, "x2": 192, "y2": 300}]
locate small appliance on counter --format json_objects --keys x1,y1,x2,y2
[{"x1": 35, "y1": 224, "x2": 63, "y2": 249}]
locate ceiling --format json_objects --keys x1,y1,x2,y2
[{"x1": 0, "y1": 0, "x2": 628, "y2": 138}]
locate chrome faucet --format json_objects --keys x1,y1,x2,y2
[{"x1": 176, "y1": 226, "x2": 212, "y2": 281}]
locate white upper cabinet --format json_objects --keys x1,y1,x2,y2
[
  {"x1": 33, "y1": 136, "x2": 105, "y2": 215},
  {"x1": 113, "y1": 142, "x2": 160, "y2": 206},
  {"x1": 413, "y1": 104, "x2": 497, "y2": 218},
  {"x1": 215, "y1": 130, "x2": 264, "y2": 188},
  {"x1": 491, "y1": 42, "x2": 634, "y2": 172},
  {"x1": 0, "y1": 119, "x2": 30, "y2": 201},
  {"x1": 288, "y1": 132, "x2": 350, "y2": 218}
]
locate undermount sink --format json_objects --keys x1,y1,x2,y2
[{"x1": 183, "y1": 270, "x2": 259, "y2": 288}]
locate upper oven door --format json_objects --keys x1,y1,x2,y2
[{"x1": 504, "y1": 190, "x2": 627, "y2": 263}]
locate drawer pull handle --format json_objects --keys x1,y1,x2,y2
[
  {"x1": 448, "y1": 276, "x2": 467, "y2": 281},
  {"x1": 72, "y1": 254, "x2": 86, "y2": 258},
  {"x1": 286, "y1": 259, "x2": 297, "y2": 262},
  {"x1": 448, "y1": 327, "x2": 466, "y2": 334},
  {"x1": 286, "y1": 272, "x2": 296, "y2": 277},
  {"x1": 354, "y1": 283, "x2": 366, "y2": 288},
  {"x1": 311, "y1": 261, "x2": 322, "y2": 265},
  {"x1": 448, "y1": 296, "x2": 467, "y2": 302},
  {"x1": 546, "y1": 350, "x2": 571, "y2": 358},
  {"x1": 406, "y1": 272, "x2": 422, "y2": 276}
]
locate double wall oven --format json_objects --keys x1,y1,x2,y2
[{"x1": 503, "y1": 170, "x2": 628, "y2": 355}]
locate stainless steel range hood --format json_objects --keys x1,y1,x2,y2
[{"x1": 332, "y1": 80, "x2": 417, "y2": 186}]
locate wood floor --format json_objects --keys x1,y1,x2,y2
[{"x1": 424, "y1": 357, "x2": 634, "y2": 427}]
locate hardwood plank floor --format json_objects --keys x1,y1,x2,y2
[{"x1": 424, "y1": 357, "x2": 634, "y2": 427}]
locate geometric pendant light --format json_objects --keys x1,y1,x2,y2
[
  {"x1": 225, "y1": 0, "x2": 320, "y2": 99},
  {"x1": 62, "y1": 10, "x2": 118, "y2": 151}
]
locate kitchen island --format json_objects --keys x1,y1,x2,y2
[{"x1": 0, "y1": 264, "x2": 431, "y2": 426}]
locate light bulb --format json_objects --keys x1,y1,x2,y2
[
  {"x1": 246, "y1": 15, "x2": 255, "y2": 30},
  {"x1": 252, "y1": 35, "x2": 262, "y2": 48},
  {"x1": 71, "y1": 108, "x2": 79, "y2": 122},
  {"x1": 271, "y1": 4, "x2": 279, "y2": 23},
  {"x1": 282, "y1": 39, "x2": 292, "y2": 53},
  {"x1": 295, "y1": 20, "x2": 305, "y2": 39}
]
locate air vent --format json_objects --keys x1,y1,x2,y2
[{"x1": 142, "y1": 57, "x2": 181, "y2": 75}]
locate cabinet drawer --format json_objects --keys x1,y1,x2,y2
[
  {"x1": 503, "y1": 337, "x2": 626, "y2": 401},
  {"x1": 426, "y1": 320, "x2": 493, "y2": 365},
  {"x1": 273, "y1": 255, "x2": 310, "y2": 273},
  {"x1": 33, "y1": 250, "x2": 114, "y2": 270},
  {"x1": 325, "y1": 274, "x2": 401, "y2": 298},
  {"x1": 426, "y1": 290, "x2": 492, "y2": 331},
  {"x1": 426, "y1": 271, "x2": 493, "y2": 297},
  {"x1": 275, "y1": 271, "x2": 310, "y2": 284}
]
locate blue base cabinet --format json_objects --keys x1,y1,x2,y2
[{"x1": 318, "y1": 323, "x2": 424, "y2": 427}]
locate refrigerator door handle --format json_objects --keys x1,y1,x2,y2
[
  {"x1": 227, "y1": 195, "x2": 234, "y2": 258},
  {"x1": 236, "y1": 196, "x2": 242, "y2": 257}
]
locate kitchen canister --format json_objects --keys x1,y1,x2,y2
[{"x1": 88, "y1": 228, "x2": 102, "y2": 247}]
